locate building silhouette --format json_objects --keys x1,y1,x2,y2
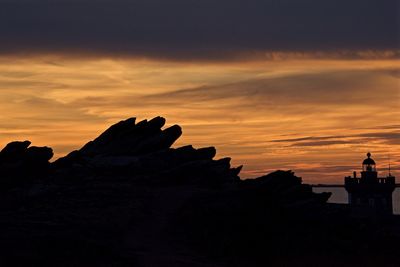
[{"x1": 345, "y1": 152, "x2": 396, "y2": 216}]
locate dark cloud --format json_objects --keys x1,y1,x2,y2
[
  {"x1": 271, "y1": 131, "x2": 400, "y2": 147},
  {"x1": 271, "y1": 136, "x2": 343, "y2": 143},
  {"x1": 0, "y1": 0, "x2": 398, "y2": 60},
  {"x1": 292, "y1": 140, "x2": 354, "y2": 147},
  {"x1": 358, "y1": 132, "x2": 400, "y2": 145}
]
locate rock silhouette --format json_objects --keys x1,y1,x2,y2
[
  {"x1": 53, "y1": 117, "x2": 240, "y2": 186},
  {"x1": 0, "y1": 140, "x2": 53, "y2": 187},
  {"x1": 0, "y1": 116, "x2": 398, "y2": 266},
  {"x1": 79, "y1": 116, "x2": 182, "y2": 157}
]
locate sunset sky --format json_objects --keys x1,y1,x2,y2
[{"x1": 0, "y1": 0, "x2": 399, "y2": 183}]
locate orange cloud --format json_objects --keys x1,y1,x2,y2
[{"x1": 0, "y1": 55, "x2": 399, "y2": 183}]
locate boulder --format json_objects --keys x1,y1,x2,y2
[
  {"x1": 25, "y1": 146, "x2": 53, "y2": 163},
  {"x1": 79, "y1": 117, "x2": 180, "y2": 157},
  {"x1": 81, "y1": 118, "x2": 136, "y2": 152},
  {"x1": 0, "y1": 140, "x2": 31, "y2": 162},
  {"x1": 0, "y1": 141, "x2": 53, "y2": 185}
]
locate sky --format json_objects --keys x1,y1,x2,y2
[{"x1": 0, "y1": 0, "x2": 399, "y2": 183}]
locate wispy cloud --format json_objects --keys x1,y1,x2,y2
[
  {"x1": 271, "y1": 131, "x2": 400, "y2": 146},
  {"x1": 0, "y1": 57, "x2": 398, "y2": 182}
]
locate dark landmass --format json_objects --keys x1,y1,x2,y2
[
  {"x1": 312, "y1": 184, "x2": 344, "y2": 188},
  {"x1": 0, "y1": 117, "x2": 399, "y2": 267}
]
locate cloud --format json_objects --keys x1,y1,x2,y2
[
  {"x1": 0, "y1": 0, "x2": 398, "y2": 60},
  {"x1": 139, "y1": 68, "x2": 400, "y2": 110},
  {"x1": 0, "y1": 57, "x2": 398, "y2": 181},
  {"x1": 289, "y1": 140, "x2": 351, "y2": 147},
  {"x1": 271, "y1": 131, "x2": 400, "y2": 147},
  {"x1": 358, "y1": 132, "x2": 400, "y2": 145}
]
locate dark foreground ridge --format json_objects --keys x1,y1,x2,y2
[{"x1": 0, "y1": 117, "x2": 399, "y2": 266}]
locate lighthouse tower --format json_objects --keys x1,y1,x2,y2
[{"x1": 344, "y1": 153, "x2": 396, "y2": 216}]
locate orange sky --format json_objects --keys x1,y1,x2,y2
[{"x1": 0, "y1": 54, "x2": 399, "y2": 183}]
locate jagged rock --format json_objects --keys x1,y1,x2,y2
[
  {"x1": 2, "y1": 116, "x2": 380, "y2": 267},
  {"x1": 0, "y1": 140, "x2": 31, "y2": 163},
  {"x1": 52, "y1": 150, "x2": 84, "y2": 168},
  {"x1": 80, "y1": 117, "x2": 137, "y2": 154},
  {"x1": 230, "y1": 165, "x2": 243, "y2": 177},
  {"x1": 168, "y1": 146, "x2": 216, "y2": 163},
  {"x1": 146, "y1": 116, "x2": 166, "y2": 131},
  {"x1": 196, "y1": 146, "x2": 216, "y2": 159},
  {"x1": 52, "y1": 116, "x2": 239, "y2": 186},
  {"x1": 242, "y1": 170, "x2": 302, "y2": 188},
  {"x1": 0, "y1": 141, "x2": 53, "y2": 165},
  {"x1": 133, "y1": 124, "x2": 182, "y2": 154},
  {"x1": 157, "y1": 124, "x2": 182, "y2": 147},
  {"x1": 0, "y1": 141, "x2": 53, "y2": 184},
  {"x1": 25, "y1": 146, "x2": 53, "y2": 163},
  {"x1": 79, "y1": 117, "x2": 181, "y2": 157}
]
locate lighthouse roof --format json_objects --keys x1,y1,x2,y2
[{"x1": 362, "y1": 152, "x2": 375, "y2": 165}]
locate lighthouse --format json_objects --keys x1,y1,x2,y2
[{"x1": 344, "y1": 153, "x2": 396, "y2": 216}]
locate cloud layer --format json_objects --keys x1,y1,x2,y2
[
  {"x1": 0, "y1": 0, "x2": 398, "y2": 60},
  {"x1": 0, "y1": 56, "x2": 399, "y2": 182}
]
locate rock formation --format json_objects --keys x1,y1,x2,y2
[
  {"x1": 52, "y1": 116, "x2": 240, "y2": 186},
  {"x1": 0, "y1": 116, "x2": 398, "y2": 267},
  {"x1": 0, "y1": 140, "x2": 53, "y2": 187}
]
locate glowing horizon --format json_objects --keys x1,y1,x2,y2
[{"x1": 0, "y1": 52, "x2": 399, "y2": 183}]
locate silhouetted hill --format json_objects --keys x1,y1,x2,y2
[{"x1": 0, "y1": 117, "x2": 399, "y2": 266}]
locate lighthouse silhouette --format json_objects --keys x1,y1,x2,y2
[{"x1": 345, "y1": 152, "x2": 396, "y2": 216}]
